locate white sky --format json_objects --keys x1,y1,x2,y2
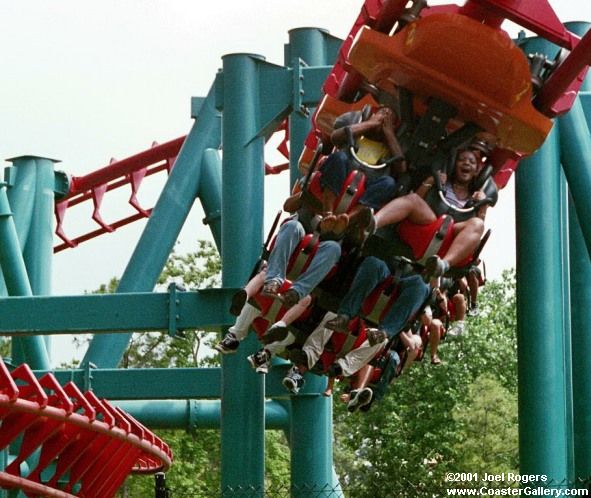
[{"x1": 1, "y1": 1, "x2": 590, "y2": 364}]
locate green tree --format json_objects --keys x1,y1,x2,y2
[{"x1": 452, "y1": 374, "x2": 518, "y2": 477}]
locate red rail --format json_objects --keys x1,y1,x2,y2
[
  {"x1": 55, "y1": 138, "x2": 183, "y2": 252},
  {"x1": 0, "y1": 359, "x2": 172, "y2": 498},
  {"x1": 54, "y1": 120, "x2": 290, "y2": 252}
]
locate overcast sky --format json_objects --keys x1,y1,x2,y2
[{"x1": 1, "y1": 1, "x2": 590, "y2": 364}]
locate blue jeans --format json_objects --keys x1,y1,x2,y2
[
  {"x1": 371, "y1": 350, "x2": 400, "y2": 401},
  {"x1": 265, "y1": 218, "x2": 341, "y2": 298},
  {"x1": 320, "y1": 151, "x2": 396, "y2": 210},
  {"x1": 338, "y1": 256, "x2": 430, "y2": 337}
]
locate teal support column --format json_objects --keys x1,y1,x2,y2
[
  {"x1": 8, "y1": 156, "x2": 57, "y2": 360},
  {"x1": 220, "y1": 53, "x2": 266, "y2": 495},
  {"x1": 559, "y1": 172, "x2": 574, "y2": 485},
  {"x1": 286, "y1": 28, "x2": 339, "y2": 186},
  {"x1": 199, "y1": 148, "x2": 223, "y2": 250},
  {"x1": 82, "y1": 84, "x2": 222, "y2": 368},
  {"x1": 568, "y1": 194, "x2": 591, "y2": 484},
  {"x1": 0, "y1": 449, "x2": 6, "y2": 498},
  {"x1": 0, "y1": 185, "x2": 50, "y2": 371},
  {"x1": 6, "y1": 157, "x2": 57, "y2": 295},
  {"x1": 559, "y1": 98, "x2": 591, "y2": 260},
  {"x1": 558, "y1": 22, "x2": 591, "y2": 261},
  {"x1": 562, "y1": 23, "x2": 591, "y2": 480},
  {"x1": 3, "y1": 157, "x2": 55, "y2": 368},
  {"x1": 290, "y1": 394, "x2": 336, "y2": 497},
  {"x1": 285, "y1": 28, "x2": 344, "y2": 496},
  {"x1": 515, "y1": 124, "x2": 569, "y2": 486}
]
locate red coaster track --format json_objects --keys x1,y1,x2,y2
[{"x1": 0, "y1": 359, "x2": 172, "y2": 497}]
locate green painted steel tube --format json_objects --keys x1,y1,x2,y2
[
  {"x1": 0, "y1": 288, "x2": 236, "y2": 335},
  {"x1": 0, "y1": 450, "x2": 6, "y2": 498},
  {"x1": 286, "y1": 29, "x2": 344, "y2": 494},
  {"x1": 17, "y1": 158, "x2": 56, "y2": 358},
  {"x1": 286, "y1": 28, "x2": 332, "y2": 187},
  {"x1": 290, "y1": 395, "x2": 335, "y2": 497},
  {"x1": 0, "y1": 186, "x2": 50, "y2": 370},
  {"x1": 565, "y1": 22, "x2": 591, "y2": 483},
  {"x1": 199, "y1": 148, "x2": 223, "y2": 250},
  {"x1": 82, "y1": 84, "x2": 222, "y2": 369},
  {"x1": 49, "y1": 367, "x2": 221, "y2": 400},
  {"x1": 516, "y1": 124, "x2": 569, "y2": 485},
  {"x1": 559, "y1": 98, "x2": 591, "y2": 261},
  {"x1": 4, "y1": 162, "x2": 37, "y2": 247},
  {"x1": 568, "y1": 195, "x2": 591, "y2": 483},
  {"x1": 115, "y1": 399, "x2": 289, "y2": 430},
  {"x1": 220, "y1": 53, "x2": 266, "y2": 495},
  {"x1": 7, "y1": 157, "x2": 56, "y2": 296},
  {"x1": 559, "y1": 173, "x2": 574, "y2": 484}
]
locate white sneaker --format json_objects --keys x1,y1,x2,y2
[
  {"x1": 247, "y1": 349, "x2": 272, "y2": 374},
  {"x1": 447, "y1": 320, "x2": 466, "y2": 338}
]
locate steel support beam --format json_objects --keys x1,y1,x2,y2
[
  {"x1": 0, "y1": 288, "x2": 236, "y2": 335},
  {"x1": 516, "y1": 123, "x2": 569, "y2": 487},
  {"x1": 219, "y1": 52, "x2": 266, "y2": 496},
  {"x1": 82, "y1": 84, "x2": 222, "y2": 369}
]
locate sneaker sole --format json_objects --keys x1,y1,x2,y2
[
  {"x1": 357, "y1": 388, "x2": 373, "y2": 407},
  {"x1": 261, "y1": 326, "x2": 289, "y2": 345},
  {"x1": 247, "y1": 355, "x2": 260, "y2": 370},
  {"x1": 282, "y1": 378, "x2": 299, "y2": 394},
  {"x1": 214, "y1": 344, "x2": 238, "y2": 355},
  {"x1": 229, "y1": 289, "x2": 247, "y2": 316},
  {"x1": 347, "y1": 390, "x2": 361, "y2": 413}
]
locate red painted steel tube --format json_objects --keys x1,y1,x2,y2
[
  {"x1": 68, "y1": 136, "x2": 185, "y2": 197},
  {"x1": 535, "y1": 29, "x2": 591, "y2": 116},
  {"x1": 467, "y1": 0, "x2": 577, "y2": 48}
]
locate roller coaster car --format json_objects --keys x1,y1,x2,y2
[
  {"x1": 347, "y1": 13, "x2": 553, "y2": 156},
  {"x1": 359, "y1": 274, "x2": 401, "y2": 325},
  {"x1": 364, "y1": 216, "x2": 489, "y2": 275},
  {"x1": 309, "y1": 317, "x2": 370, "y2": 375},
  {"x1": 302, "y1": 169, "x2": 367, "y2": 215},
  {"x1": 248, "y1": 231, "x2": 340, "y2": 338}
]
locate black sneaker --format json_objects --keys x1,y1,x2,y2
[
  {"x1": 229, "y1": 289, "x2": 247, "y2": 316},
  {"x1": 247, "y1": 349, "x2": 272, "y2": 374},
  {"x1": 280, "y1": 288, "x2": 300, "y2": 309},
  {"x1": 288, "y1": 349, "x2": 309, "y2": 367},
  {"x1": 282, "y1": 366, "x2": 305, "y2": 394},
  {"x1": 261, "y1": 325, "x2": 289, "y2": 345},
  {"x1": 214, "y1": 332, "x2": 240, "y2": 354},
  {"x1": 423, "y1": 255, "x2": 450, "y2": 281},
  {"x1": 366, "y1": 328, "x2": 388, "y2": 346},
  {"x1": 347, "y1": 387, "x2": 374, "y2": 413},
  {"x1": 325, "y1": 314, "x2": 350, "y2": 332}
]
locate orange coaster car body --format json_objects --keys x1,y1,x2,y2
[{"x1": 348, "y1": 13, "x2": 552, "y2": 155}]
